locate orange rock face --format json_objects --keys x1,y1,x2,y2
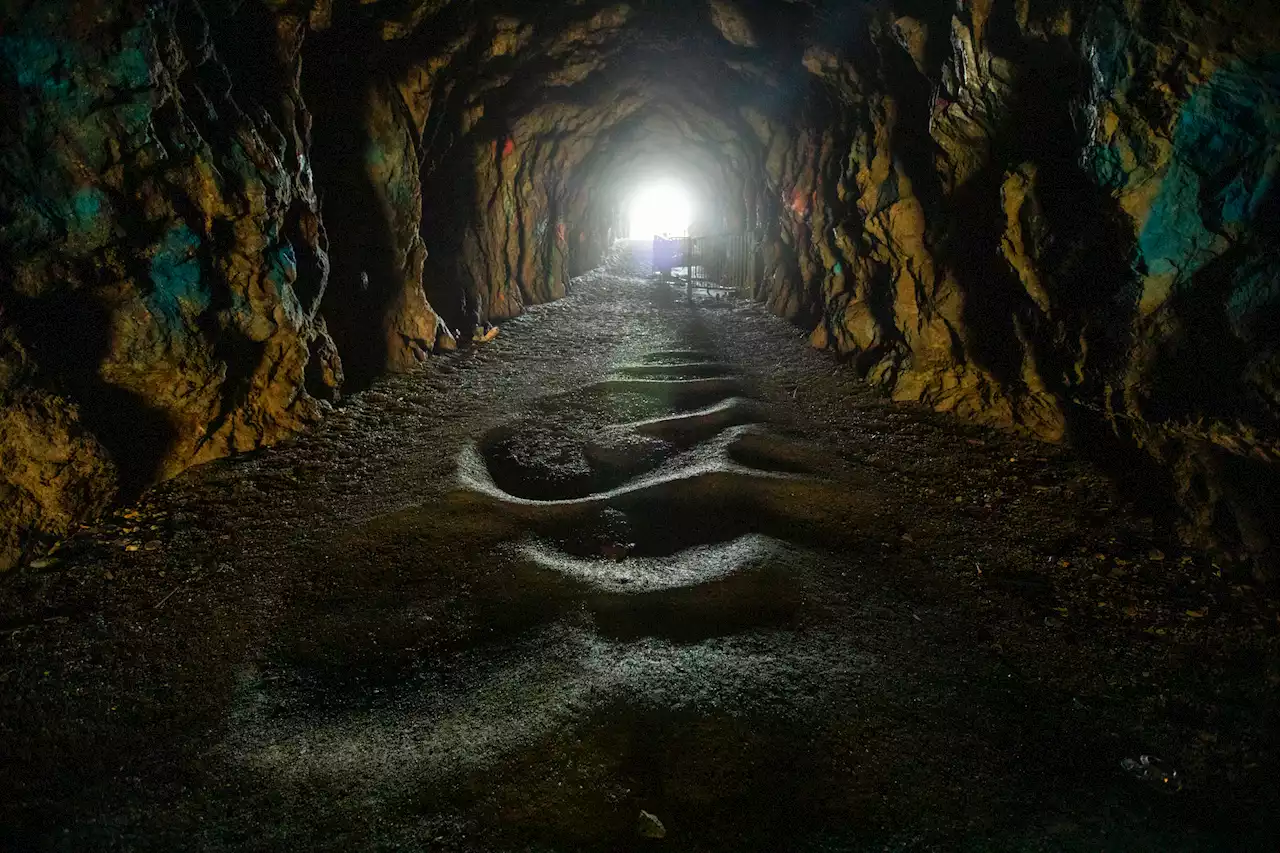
[{"x1": 2, "y1": 0, "x2": 1278, "y2": 574}]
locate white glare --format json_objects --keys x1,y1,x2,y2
[{"x1": 628, "y1": 182, "x2": 693, "y2": 239}]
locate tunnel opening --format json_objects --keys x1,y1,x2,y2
[
  {"x1": 626, "y1": 180, "x2": 696, "y2": 239},
  {"x1": 4, "y1": 1, "x2": 1280, "y2": 847},
  {"x1": 0, "y1": 0, "x2": 1275, "y2": 578}
]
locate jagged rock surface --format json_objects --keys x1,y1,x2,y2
[
  {"x1": 754, "y1": 0, "x2": 1280, "y2": 573},
  {"x1": 1, "y1": 0, "x2": 1278, "y2": 576},
  {"x1": 0, "y1": 0, "x2": 336, "y2": 567}
]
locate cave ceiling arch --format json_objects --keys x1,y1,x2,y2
[{"x1": 309, "y1": 0, "x2": 822, "y2": 181}]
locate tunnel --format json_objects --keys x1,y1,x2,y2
[{"x1": 2, "y1": 0, "x2": 1280, "y2": 848}]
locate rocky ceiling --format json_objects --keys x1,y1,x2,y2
[
  {"x1": 301, "y1": 0, "x2": 818, "y2": 374},
  {"x1": 2, "y1": 0, "x2": 1279, "y2": 577}
]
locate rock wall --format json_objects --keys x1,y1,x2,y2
[
  {"x1": 303, "y1": 24, "x2": 454, "y2": 381},
  {"x1": 755, "y1": 0, "x2": 1280, "y2": 574},
  {"x1": 455, "y1": 134, "x2": 571, "y2": 326},
  {"x1": 3, "y1": 0, "x2": 1277, "y2": 578},
  {"x1": 0, "y1": 0, "x2": 338, "y2": 568},
  {"x1": 0, "y1": 0, "x2": 646, "y2": 567}
]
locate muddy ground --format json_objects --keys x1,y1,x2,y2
[{"x1": 1, "y1": 244, "x2": 1278, "y2": 851}]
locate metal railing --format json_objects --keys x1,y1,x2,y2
[{"x1": 680, "y1": 233, "x2": 753, "y2": 294}]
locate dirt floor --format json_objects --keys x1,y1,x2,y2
[{"x1": 2, "y1": 243, "x2": 1278, "y2": 851}]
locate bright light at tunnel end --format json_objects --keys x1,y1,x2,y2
[{"x1": 628, "y1": 181, "x2": 693, "y2": 239}]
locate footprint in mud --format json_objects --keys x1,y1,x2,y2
[{"x1": 458, "y1": 347, "x2": 879, "y2": 638}]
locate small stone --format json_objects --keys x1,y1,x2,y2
[
  {"x1": 637, "y1": 810, "x2": 666, "y2": 839},
  {"x1": 30, "y1": 557, "x2": 58, "y2": 570},
  {"x1": 1148, "y1": 548, "x2": 1165, "y2": 561},
  {"x1": 143, "y1": 541, "x2": 162, "y2": 551},
  {"x1": 124, "y1": 543, "x2": 140, "y2": 552},
  {"x1": 601, "y1": 542, "x2": 632, "y2": 562}
]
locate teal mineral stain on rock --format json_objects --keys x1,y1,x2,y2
[
  {"x1": 70, "y1": 187, "x2": 103, "y2": 225},
  {"x1": 1138, "y1": 55, "x2": 1280, "y2": 283},
  {"x1": 387, "y1": 174, "x2": 416, "y2": 211},
  {"x1": 149, "y1": 225, "x2": 208, "y2": 324},
  {"x1": 267, "y1": 241, "x2": 298, "y2": 288},
  {"x1": 64, "y1": 187, "x2": 112, "y2": 251},
  {"x1": 365, "y1": 138, "x2": 421, "y2": 213},
  {"x1": 1139, "y1": 159, "x2": 1216, "y2": 278},
  {"x1": 74, "y1": 187, "x2": 100, "y2": 217},
  {"x1": 1090, "y1": 140, "x2": 1126, "y2": 189},
  {"x1": 1, "y1": 21, "x2": 155, "y2": 173},
  {"x1": 1, "y1": 20, "x2": 151, "y2": 99},
  {"x1": 109, "y1": 25, "x2": 153, "y2": 89},
  {"x1": 0, "y1": 35, "x2": 67, "y2": 93},
  {"x1": 228, "y1": 290, "x2": 254, "y2": 324}
]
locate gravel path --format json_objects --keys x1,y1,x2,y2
[{"x1": 2, "y1": 244, "x2": 1277, "y2": 851}]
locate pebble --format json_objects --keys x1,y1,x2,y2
[{"x1": 637, "y1": 810, "x2": 666, "y2": 839}]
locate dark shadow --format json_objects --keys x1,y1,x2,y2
[
  {"x1": 906, "y1": 15, "x2": 1183, "y2": 527},
  {"x1": 934, "y1": 164, "x2": 1034, "y2": 395},
  {"x1": 199, "y1": 1, "x2": 288, "y2": 133},
  {"x1": 855, "y1": 262, "x2": 909, "y2": 379},
  {"x1": 13, "y1": 291, "x2": 176, "y2": 498},
  {"x1": 302, "y1": 25, "x2": 406, "y2": 390},
  {"x1": 1142, "y1": 246, "x2": 1279, "y2": 427},
  {"x1": 995, "y1": 39, "x2": 1177, "y2": 527},
  {"x1": 421, "y1": 144, "x2": 483, "y2": 338}
]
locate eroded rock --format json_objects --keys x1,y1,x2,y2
[{"x1": 1, "y1": 0, "x2": 1277, "y2": 576}]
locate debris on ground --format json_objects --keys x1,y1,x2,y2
[
  {"x1": 1120, "y1": 755, "x2": 1183, "y2": 792},
  {"x1": 637, "y1": 810, "x2": 667, "y2": 839}
]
